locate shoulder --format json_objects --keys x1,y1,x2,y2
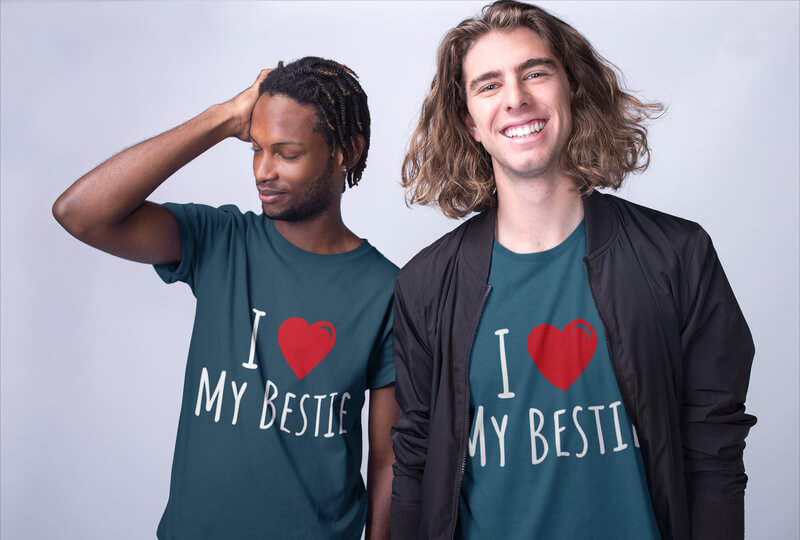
[
  {"x1": 595, "y1": 194, "x2": 723, "y2": 302},
  {"x1": 163, "y1": 202, "x2": 251, "y2": 225},
  {"x1": 164, "y1": 204, "x2": 270, "y2": 253},
  {"x1": 360, "y1": 244, "x2": 400, "y2": 284},
  {"x1": 397, "y1": 216, "x2": 473, "y2": 285},
  {"x1": 607, "y1": 194, "x2": 697, "y2": 226},
  {"x1": 601, "y1": 193, "x2": 707, "y2": 255},
  {"x1": 395, "y1": 210, "x2": 493, "y2": 311}
]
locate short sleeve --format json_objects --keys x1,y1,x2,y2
[
  {"x1": 153, "y1": 203, "x2": 241, "y2": 293},
  {"x1": 366, "y1": 297, "x2": 396, "y2": 389},
  {"x1": 153, "y1": 203, "x2": 199, "y2": 289}
]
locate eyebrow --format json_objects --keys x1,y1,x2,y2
[
  {"x1": 467, "y1": 57, "x2": 558, "y2": 93},
  {"x1": 250, "y1": 136, "x2": 304, "y2": 148}
]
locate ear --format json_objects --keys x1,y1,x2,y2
[{"x1": 463, "y1": 111, "x2": 481, "y2": 143}]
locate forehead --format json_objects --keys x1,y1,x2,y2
[
  {"x1": 463, "y1": 27, "x2": 558, "y2": 79},
  {"x1": 250, "y1": 93, "x2": 322, "y2": 142}
]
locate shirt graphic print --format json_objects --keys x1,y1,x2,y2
[
  {"x1": 458, "y1": 221, "x2": 661, "y2": 540},
  {"x1": 154, "y1": 203, "x2": 397, "y2": 540}
]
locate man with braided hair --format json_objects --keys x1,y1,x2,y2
[
  {"x1": 390, "y1": 2, "x2": 755, "y2": 539},
  {"x1": 54, "y1": 57, "x2": 397, "y2": 539}
]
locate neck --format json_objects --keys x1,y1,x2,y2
[
  {"x1": 494, "y1": 171, "x2": 583, "y2": 253},
  {"x1": 273, "y1": 206, "x2": 361, "y2": 254}
]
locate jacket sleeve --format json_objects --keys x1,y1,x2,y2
[
  {"x1": 679, "y1": 226, "x2": 756, "y2": 539},
  {"x1": 390, "y1": 274, "x2": 433, "y2": 540}
]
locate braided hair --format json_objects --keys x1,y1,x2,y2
[{"x1": 259, "y1": 57, "x2": 370, "y2": 188}]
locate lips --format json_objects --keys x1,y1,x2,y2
[{"x1": 258, "y1": 189, "x2": 287, "y2": 203}]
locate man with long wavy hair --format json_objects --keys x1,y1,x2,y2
[{"x1": 391, "y1": 2, "x2": 755, "y2": 539}]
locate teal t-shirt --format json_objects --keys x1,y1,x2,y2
[
  {"x1": 458, "y1": 222, "x2": 661, "y2": 539},
  {"x1": 153, "y1": 203, "x2": 397, "y2": 540}
]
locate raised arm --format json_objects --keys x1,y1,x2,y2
[{"x1": 52, "y1": 70, "x2": 270, "y2": 265}]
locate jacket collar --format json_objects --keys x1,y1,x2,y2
[{"x1": 460, "y1": 190, "x2": 618, "y2": 282}]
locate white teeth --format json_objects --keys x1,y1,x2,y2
[{"x1": 504, "y1": 121, "x2": 544, "y2": 138}]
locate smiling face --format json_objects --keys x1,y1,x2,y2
[
  {"x1": 250, "y1": 93, "x2": 343, "y2": 222},
  {"x1": 463, "y1": 27, "x2": 573, "y2": 186}
]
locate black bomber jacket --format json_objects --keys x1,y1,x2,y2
[{"x1": 390, "y1": 192, "x2": 755, "y2": 540}]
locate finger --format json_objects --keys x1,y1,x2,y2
[{"x1": 254, "y1": 65, "x2": 277, "y2": 87}]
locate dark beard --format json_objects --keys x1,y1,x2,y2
[{"x1": 263, "y1": 157, "x2": 336, "y2": 222}]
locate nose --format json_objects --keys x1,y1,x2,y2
[
  {"x1": 504, "y1": 78, "x2": 530, "y2": 111},
  {"x1": 253, "y1": 152, "x2": 277, "y2": 183}
]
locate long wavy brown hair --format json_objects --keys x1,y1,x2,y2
[{"x1": 402, "y1": 0, "x2": 664, "y2": 218}]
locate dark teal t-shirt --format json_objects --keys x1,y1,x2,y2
[
  {"x1": 153, "y1": 203, "x2": 397, "y2": 540},
  {"x1": 458, "y1": 222, "x2": 660, "y2": 539}
]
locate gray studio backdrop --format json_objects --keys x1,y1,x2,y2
[{"x1": 1, "y1": 1, "x2": 797, "y2": 539}]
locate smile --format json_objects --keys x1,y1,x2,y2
[{"x1": 502, "y1": 120, "x2": 545, "y2": 139}]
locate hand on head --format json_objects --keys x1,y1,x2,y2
[{"x1": 228, "y1": 67, "x2": 276, "y2": 142}]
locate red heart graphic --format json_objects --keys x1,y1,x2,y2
[
  {"x1": 526, "y1": 319, "x2": 597, "y2": 391},
  {"x1": 277, "y1": 317, "x2": 336, "y2": 380}
]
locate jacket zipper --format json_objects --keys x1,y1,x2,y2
[{"x1": 449, "y1": 283, "x2": 492, "y2": 539}]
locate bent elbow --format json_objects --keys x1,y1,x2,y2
[
  {"x1": 52, "y1": 191, "x2": 91, "y2": 240},
  {"x1": 52, "y1": 194, "x2": 69, "y2": 227}
]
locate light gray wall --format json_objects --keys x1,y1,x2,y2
[{"x1": 1, "y1": 1, "x2": 797, "y2": 538}]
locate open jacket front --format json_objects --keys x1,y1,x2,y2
[{"x1": 390, "y1": 191, "x2": 755, "y2": 540}]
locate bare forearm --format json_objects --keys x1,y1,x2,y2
[
  {"x1": 366, "y1": 384, "x2": 399, "y2": 540},
  {"x1": 366, "y1": 453, "x2": 393, "y2": 540}
]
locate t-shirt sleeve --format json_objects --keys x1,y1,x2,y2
[
  {"x1": 366, "y1": 299, "x2": 396, "y2": 389},
  {"x1": 153, "y1": 203, "x2": 238, "y2": 292},
  {"x1": 153, "y1": 203, "x2": 199, "y2": 289}
]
